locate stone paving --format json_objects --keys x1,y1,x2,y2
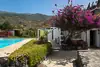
[
  {"x1": 40, "y1": 50, "x2": 77, "y2": 67},
  {"x1": 77, "y1": 49, "x2": 100, "y2": 67}
]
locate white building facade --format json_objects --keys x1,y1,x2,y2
[
  {"x1": 38, "y1": 27, "x2": 61, "y2": 47},
  {"x1": 38, "y1": 27, "x2": 100, "y2": 48},
  {"x1": 81, "y1": 28, "x2": 100, "y2": 48}
]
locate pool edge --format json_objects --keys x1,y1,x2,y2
[{"x1": 0, "y1": 38, "x2": 33, "y2": 57}]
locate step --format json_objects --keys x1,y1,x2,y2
[{"x1": 52, "y1": 47, "x2": 60, "y2": 50}]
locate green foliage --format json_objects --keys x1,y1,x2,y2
[
  {"x1": 0, "y1": 11, "x2": 51, "y2": 29},
  {"x1": 8, "y1": 36, "x2": 21, "y2": 38},
  {"x1": 0, "y1": 11, "x2": 50, "y2": 21},
  {"x1": 8, "y1": 40, "x2": 52, "y2": 67},
  {"x1": 0, "y1": 21, "x2": 13, "y2": 30},
  {"x1": 35, "y1": 36, "x2": 48, "y2": 44},
  {"x1": 39, "y1": 29, "x2": 48, "y2": 42},
  {"x1": 22, "y1": 28, "x2": 37, "y2": 38}
]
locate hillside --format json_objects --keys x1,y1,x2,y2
[{"x1": 0, "y1": 11, "x2": 51, "y2": 29}]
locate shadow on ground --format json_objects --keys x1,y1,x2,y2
[
  {"x1": 43, "y1": 50, "x2": 78, "y2": 67},
  {"x1": 48, "y1": 50, "x2": 77, "y2": 60}
]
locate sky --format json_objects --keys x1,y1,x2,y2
[{"x1": 0, "y1": 0, "x2": 98, "y2": 15}]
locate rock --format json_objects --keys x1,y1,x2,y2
[
  {"x1": 0, "y1": 57, "x2": 8, "y2": 67},
  {"x1": 69, "y1": 58, "x2": 76, "y2": 63},
  {"x1": 37, "y1": 64, "x2": 47, "y2": 67},
  {"x1": 77, "y1": 50, "x2": 100, "y2": 67}
]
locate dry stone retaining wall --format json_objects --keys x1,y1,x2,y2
[{"x1": 77, "y1": 49, "x2": 100, "y2": 67}]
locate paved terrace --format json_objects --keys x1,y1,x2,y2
[
  {"x1": 0, "y1": 38, "x2": 33, "y2": 57},
  {"x1": 39, "y1": 50, "x2": 77, "y2": 67}
]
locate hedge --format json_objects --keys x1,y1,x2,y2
[{"x1": 8, "y1": 40, "x2": 52, "y2": 67}]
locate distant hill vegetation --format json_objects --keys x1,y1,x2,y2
[{"x1": 0, "y1": 11, "x2": 51, "y2": 29}]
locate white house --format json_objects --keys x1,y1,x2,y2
[
  {"x1": 81, "y1": 28, "x2": 100, "y2": 48},
  {"x1": 38, "y1": 27, "x2": 62, "y2": 47},
  {"x1": 62, "y1": 28, "x2": 100, "y2": 48},
  {"x1": 38, "y1": 27, "x2": 100, "y2": 48}
]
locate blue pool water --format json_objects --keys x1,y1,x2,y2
[{"x1": 0, "y1": 38, "x2": 24, "y2": 48}]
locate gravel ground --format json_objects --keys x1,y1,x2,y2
[{"x1": 39, "y1": 50, "x2": 77, "y2": 67}]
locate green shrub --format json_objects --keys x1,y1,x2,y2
[
  {"x1": 22, "y1": 28, "x2": 37, "y2": 38},
  {"x1": 8, "y1": 40, "x2": 52, "y2": 67},
  {"x1": 34, "y1": 36, "x2": 48, "y2": 44}
]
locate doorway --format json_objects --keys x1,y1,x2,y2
[{"x1": 90, "y1": 30, "x2": 96, "y2": 47}]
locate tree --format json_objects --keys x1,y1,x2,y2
[
  {"x1": 87, "y1": 3, "x2": 91, "y2": 9},
  {"x1": 97, "y1": 0, "x2": 100, "y2": 7},
  {"x1": 49, "y1": 3, "x2": 100, "y2": 39},
  {"x1": 0, "y1": 21, "x2": 13, "y2": 30}
]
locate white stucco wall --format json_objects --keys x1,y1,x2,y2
[
  {"x1": 47, "y1": 27, "x2": 61, "y2": 46},
  {"x1": 48, "y1": 30, "x2": 52, "y2": 41},
  {"x1": 96, "y1": 30, "x2": 100, "y2": 47},
  {"x1": 47, "y1": 27, "x2": 61, "y2": 41},
  {"x1": 81, "y1": 32, "x2": 86, "y2": 41},
  {"x1": 81, "y1": 30, "x2": 90, "y2": 47},
  {"x1": 81, "y1": 29, "x2": 100, "y2": 48},
  {"x1": 38, "y1": 28, "x2": 100, "y2": 48},
  {"x1": 87, "y1": 30, "x2": 90, "y2": 47},
  {"x1": 53, "y1": 27, "x2": 61, "y2": 40}
]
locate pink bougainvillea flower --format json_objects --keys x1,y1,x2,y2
[
  {"x1": 85, "y1": 15, "x2": 94, "y2": 24},
  {"x1": 79, "y1": 18, "x2": 83, "y2": 23},
  {"x1": 50, "y1": 4, "x2": 100, "y2": 29},
  {"x1": 96, "y1": 19, "x2": 100, "y2": 25},
  {"x1": 72, "y1": 20, "x2": 75, "y2": 24},
  {"x1": 93, "y1": 15, "x2": 97, "y2": 20},
  {"x1": 59, "y1": 9, "x2": 62, "y2": 11}
]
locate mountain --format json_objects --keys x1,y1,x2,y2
[
  {"x1": 0, "y1": 11, "x2": 51, "y2": 29},
  {"x1": 0, "y1": 11, "x2": 51, "y2": 21}
]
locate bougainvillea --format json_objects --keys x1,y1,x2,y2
[
  {"x1": 49, "y1": 1, "x2": 100, "y2": 38},
  {"x1": 50, "y1": 5, "x2": 100, "y2": 30}
]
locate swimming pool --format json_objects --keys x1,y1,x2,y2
[{"x1": 0, "y1": 38, "x2": 24, "y2": 48}]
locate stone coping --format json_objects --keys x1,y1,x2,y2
[{"x1": 0, "y1": 38, "x2": 33, "y2": 57}]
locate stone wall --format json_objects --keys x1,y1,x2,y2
[
  {"x1": 0, "y1": 55, "x2": 46, "y2": 67},
  {"x1": 0, "y1": 57, "x2": 8, "y2": 67},
  {"x1": 77, "y1": 50, "x2": 100, "y2": 67},
  {"x1": 0, "y1": 56, "x2": 29, "y2": 67}
]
